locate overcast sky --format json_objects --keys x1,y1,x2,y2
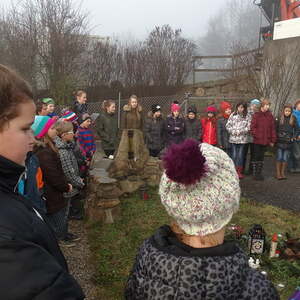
[{"x1": 83, "y1": 0, "x2": 227, "y2": 40}]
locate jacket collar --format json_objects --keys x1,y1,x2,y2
[
  {"x1": 150, "y1": 225, "x2": 239, "y2": 258},
  {"x1": 0, "y1": 155, "x2": 25, "y2": 193}
]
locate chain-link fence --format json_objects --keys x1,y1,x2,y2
[{"x1": 57, "y1": 94, "x2": 251, "y2": 128}]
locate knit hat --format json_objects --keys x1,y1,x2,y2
[
  {"x1": 171, "y1": 101, "x2": 180, "y2": 113},
  {"x1": 159, "y1": 139, "x2": 240, "y2": 236},
  {"x1": 250, "y1": 99, "x2": 260, "y2": 106},
  {"x1": 152, "y1": 104, "x2": 161, "y2": 114},
  {"x1": 78, "y1": 113, "x2": 91, "y2": 126},
  {"x1": 205, "y1": 106, "x2": 217, "y2": 114},
  {"x1": 41, "y1": 98, "x2": 55, "y2": 105},
  {"x1": 31, "y1": 116, "x2": 57, "y2": 138},
  {"x1": 220, "y1": 101, "x2": 231, "y2": 112},
  {"x1": 61, "y1": 110, "x2": 78, "y2": 122},
  {"x1": 187, "y1": 105, "x2": 197, "y2": 114}
]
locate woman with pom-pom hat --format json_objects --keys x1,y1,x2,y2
[{"x1": 125, "y1": 139, "x2": 279, "y2": 300}]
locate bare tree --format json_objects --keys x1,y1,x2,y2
[
  {"x1": 232, "y1": 42, "x2": 300, "y2": 114},
  {"x1": 145, "y1": 25, "x2": 196, "y2": 87},
  {"x1": 1, "y1": 0, "x2": 90, "y2": 102}
]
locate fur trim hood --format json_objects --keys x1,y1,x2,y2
[{"x1": 123, "y1": 104, "x2": 142, "y2": 113}]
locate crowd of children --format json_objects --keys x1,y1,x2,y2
[
  {"x1": 25, "y1": 91, "x2": 97, "y2": 248},
  {"x1": 1, "y1": 63, "x2": 298, "y2": 299},
  {"x1": 144, "y1": 98, "x2": 300, "y2": 181}
]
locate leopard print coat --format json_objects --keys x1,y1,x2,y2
[{"x1": 125, "y1": 226, "x2": 279, "y2": 300}]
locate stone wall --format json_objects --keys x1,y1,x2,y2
[{"x1": 85, "y1": 154, "x2": 163, "y2": 224}]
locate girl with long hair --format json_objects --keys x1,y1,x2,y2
[
  {"x1": 276, "y1": 104, "x2": 298, "y2": 179},
  {"x1": 226, "y1": 102, "x2": 251, "y2": 179},
  {"x1": 96, "y1": 100, "x2": 119, "y2": 158}
]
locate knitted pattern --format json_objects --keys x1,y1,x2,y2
[
  {"x1": 61, "y1": 110, "x2": 77, "y2": 122},
  {"x1": 31, "y1": 116, "x2": 56, "y2": 138},
  {"x1": 76, "y1": 126, "x2": 96, "y2": 160},
  {"x1": 159, "y1": 143, "x2": 240, "y2": 236}
]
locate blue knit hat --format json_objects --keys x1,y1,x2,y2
[
  {"x1": 31, "y1": 116, "x2": 56, "y2": 138},
  {"x1": 250, "y1": 99, "x2": 261, "y2": 105}
]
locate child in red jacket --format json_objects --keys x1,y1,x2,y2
[
  {"x1": 250, "y1": 99, "x2": 277, "y2": 180},
  {"x1": 201, "y1": 106, "x2": 218, "y2": 145}
]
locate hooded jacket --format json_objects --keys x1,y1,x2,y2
[
  {"x1": 250, "y1": 111, "x2": 277, "y2": 145},
  {"x1": 144, "y1": 112, "x2": 165, "y2": 151},
  {"x1": 122, "y1": 104, "x2": 143, "y2": 130},
  {"x1": 201, "y1": 117, "x2": 217, "y2": 145},
  {"x1": 96, "y1": 111, "x2": 119, "y2": 151},
  {"x1": 125, "y1": 225, "x2": 279, "y2": 300},
  {"x1": 0, "y1": 155, "x2": 85, "y2": 299}
]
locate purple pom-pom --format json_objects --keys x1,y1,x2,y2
[{"x1": 163, "y1": 139, "x2": 207, "y2": 185}]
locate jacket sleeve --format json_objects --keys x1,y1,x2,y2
[
  {"x1": 217, "y1": 119, "x2": 223, "y2": 147},
  {"x1": 225, "y1": 115, "x2": 234, "y2": 135},
  {"x1": 0, "y1": 239, "x2": 85, "y2": 300},
  {"x1": 198, "y1": 120, "x2": 202, "y2": 141},
  {"x1": 270, "y1": 115, "x2": 277, "y2": 144},
  {"x1": 36, "y1": 151, "x2": 69, "y2": 193},
  {"x1": 250, "y1": 114, "x2": 257, "y2": 139},
  {"x1": 58, "y1": 150, "x2": 84, "y2": 189},
  {"x1": 144, "y1": 119, "x2": 152, "y2": 145}
]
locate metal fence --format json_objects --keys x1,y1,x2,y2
[{"x1": 57, "y1": 94, "x2": 251, "y2": 128}]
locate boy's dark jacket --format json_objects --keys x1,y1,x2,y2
[
  {"x1": 125, "y1": 225, "x2": 279, "y2": 300},
  {"x1": 0, "y1": 155, "x2": 84, "y2": 299}
]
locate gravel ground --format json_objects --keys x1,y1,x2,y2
[
  {"x1": 61, "y1": 220, "x2": 100, "y2": 300},
  {"x1": 240, "y1": 156, "x2": 300, "y2": 212}
]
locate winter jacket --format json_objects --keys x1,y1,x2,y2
[
  {"x1": 276, "y1": 117, "x2": 298, "y2": 150},
  {"x1": 18, "y1": 152, "x2": 46, "y2": 213},
  {"x1": 54, "y1": 137, "x2": 84, "y2": 198},
  {"x1": 250, "y1": 111, "x2": 277, "y2": 145},
  {"x1": 0, "y1": 155, "x2": 85, "y2": 299},
  {"x1": 185, "y1": 118, "x2": 202, "y2": 141},
  {"x1": 226, "y1": 113, "x2": 251, "y2": 144},
  {"x1": 293, "y1": 109, "x2": 300, "y2": 128},
  {"x1": 76, "y1": 126, "x2": 96, "y2": 161},
  {"x1": 144, "y1": 113, "x2": 165, "y2": 151},
  {"x1": 201, "y1": 117, "x2": 217, "y2": 145},
  {"x1": 35, "y1": 145, "x2": 69, "y2": 214},
  {"x1": 73, "y1": 101, "x2": 88, "y2": 118},
  {"x1": 96, "y1": 111, "x2": 119, "y2": 151},
  {"x1": 125, "y1": 225, "x2": 279, "y2": 300},
  {"x1": 165, "y1": 115, "x2": 185, "y2": 146},
  {"x1": 217, "y1": 117, "x2": 230, "y2": 149},
  {"x1": 122, "y1": 104, "x2": 143, "y2": 130}
]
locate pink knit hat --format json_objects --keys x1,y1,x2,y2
[
  {"x1": 205, "y1": 106, "x2": 217, "y2": 113},
  {"x1": 171, "y1": 102, "x2": 180, "y2": 113}
]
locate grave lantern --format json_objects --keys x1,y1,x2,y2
[{"x1": 248, "y1": 224, "x2": 266, "y2": 255}]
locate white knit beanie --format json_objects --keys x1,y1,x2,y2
[{"x1": 159, "y1": 140, "x2": 240, "y2": 236}]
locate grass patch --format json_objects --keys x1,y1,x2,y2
[{"x1": 88, "y1": 187, "x2": 300, "y2": 300}]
